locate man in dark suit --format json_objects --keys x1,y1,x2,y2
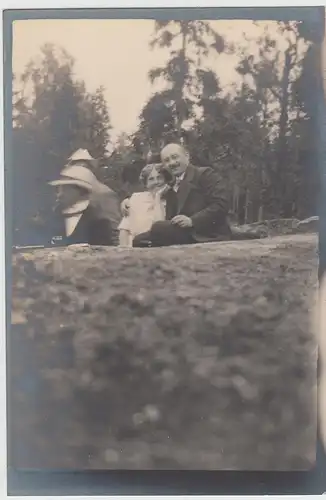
[{"x1": 132, "y1": 143, "x2": 231, "y2": 247}]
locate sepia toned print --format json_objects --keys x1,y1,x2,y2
[{"x1": 9, "y1": 13, "x2": 321, "y2": 470}]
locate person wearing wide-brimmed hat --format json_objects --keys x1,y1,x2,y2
[
  {"x1": 66, "y1": 148, "x2": 99, "y2": 169},
  {"x1": 49, "y1": 150, "x2": 121, "y2": 246}
]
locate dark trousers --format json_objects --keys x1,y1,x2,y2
[{"x1": 132, "y1": 221, "x2": 195, "y2": 247}]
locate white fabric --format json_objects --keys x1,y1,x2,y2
[
  {"x1": 49, "y1": 165, "x2": 96, "y2": 191},
  {"x1": 68, "y1": 149, "x2": 95, "y2": 163},
  {"x1": 62, "y1": 198, "x2": 90, "y2": 237},
  {"x1": 118, "y1": 191, "x2": 166, "y2": 245},
  {"x1": 62, "y1": 199, "x2": 90, "y2": 215},
  {"x1": 173, "y1": 171, "x2": 185, "y2": 192},
  {"x1": 64, "y1": 213, "x2": 83, "y2": 237}
]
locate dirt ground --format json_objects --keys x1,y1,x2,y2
[{"x1": 10, "y1": 234, "x2": 318, "y2": 470}]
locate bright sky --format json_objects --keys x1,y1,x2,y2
[{"x1": 12, "y1": 19, "x2": 293, "y2": 140}]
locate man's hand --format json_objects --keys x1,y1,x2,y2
[
  {"x1": 121, "y1": 198, "x2": 130, "y2": 217},
  {"x1": 171, "y1": 215, "x2": 193, "y2": 228},
  {"x1": 156, "y1": 184, "x2": 171, "y2": 197}
]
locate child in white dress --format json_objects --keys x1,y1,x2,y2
[{"x1": 118, "y1": 164, "x2": 169, "y2": 247}]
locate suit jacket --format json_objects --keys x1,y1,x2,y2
[
  {"x1": 168, "y1": 164, "x2": 231, "y2": 242},
  {"x1": 89, "y1": 180, "x2": 121, "y2": 237},
  {"x1": 51, "y1": 180, "x2": 121, "y2": 246}
]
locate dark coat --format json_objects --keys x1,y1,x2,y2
[
  {"x1": 51, "y1": 181, "x2": 121, "y2": 247},
  {"x1": 167, "y1": 164, "x2": 231, "y2": 242}
]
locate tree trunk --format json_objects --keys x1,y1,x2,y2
[
  {"x1": 232, "y1": 184, "x2": 240, "y2": 218},
  {"x1": 238, "y1": 189, "x2": 246, "y2": 225},
  {"x1": 258, "y1": 205, "x2": 264, "y2": 222},
  {"x1": 244, "y1": 188, "x2": 250, "y2": 224},
  {"x1": 175, "y1": 22, "x2": 188, "y2": 139},
  {"x1": 276, "y1": 48, "x2": 292, "y2": 217}
]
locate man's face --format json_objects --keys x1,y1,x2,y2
[
  {"x1": 161, "y1": 144, "x2": 189, "y2": 176},
  {"x1": 56, "y1": 184, "x2": 87, "y2": 210}
]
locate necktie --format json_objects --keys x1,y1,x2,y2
[{"x1": 173, "y1": 175, "x2": 182, "y2": 192}]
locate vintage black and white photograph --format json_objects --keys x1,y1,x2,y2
[{"x1": 8, "y1": 9, "x2": 322, "y2": 471}]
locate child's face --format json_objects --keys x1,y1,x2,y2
[{"x1": 146, "y1": 168, "x2": 165, "y2": 191}]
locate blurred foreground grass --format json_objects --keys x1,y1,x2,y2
[{"x1": 10, "y1": 234, "x2": 318, "y2": 470}]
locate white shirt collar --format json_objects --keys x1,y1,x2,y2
[
  {"x1": 173, "y1": 171, "x2": 186, "y2": 192},
  {"x1": 65, "y1": 213, "x2": 83, "y2": 237}
]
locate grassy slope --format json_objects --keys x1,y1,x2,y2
[{"x1": 10, "y1": 234, "x2": 318, "y2": 470}]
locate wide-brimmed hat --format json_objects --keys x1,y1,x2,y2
[
  {"x1": 49, "y1": 165, "x2": 98, "y2": 218},
  {"x1": 67, "y1": 148, "x2": 97, "y2": 167},
  {"x1": 49, "y1": 165, "x2": 97, "y2": 192}
]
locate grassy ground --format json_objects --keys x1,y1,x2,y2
[{"x1": 10, "y1": 234, "x2": 318, "y2": 470}]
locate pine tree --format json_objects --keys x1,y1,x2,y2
[{"x1": 145, "y1": 21, "x2": 226, "y2": 143}]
